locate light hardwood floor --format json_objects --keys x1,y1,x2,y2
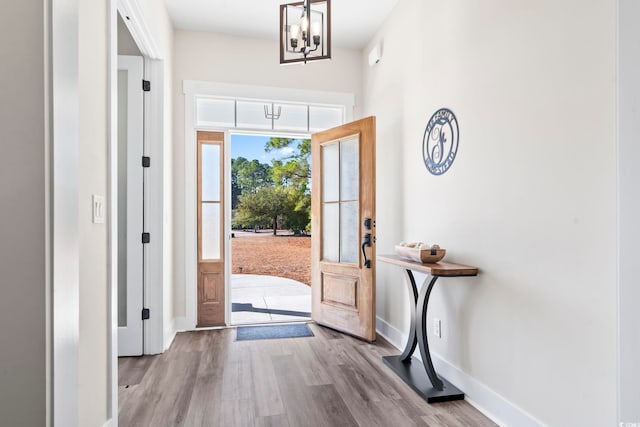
[{"x1": 119, "y1": 323, "x2": 496, "y2": 427}]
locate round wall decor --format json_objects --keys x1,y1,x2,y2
[{"x1": 422, "y1": 108, "x2": 459, "y2": 176}]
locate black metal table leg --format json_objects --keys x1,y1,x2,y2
[
  {"x1": 382, "y1": 273, "x2": 464, "y2": 403},
  {"x1": 399, "y1": 269, "x2": 418, "y2": 361},
  {"x1": 416, "y1": 276, "x2": 444, "y2": 390}
]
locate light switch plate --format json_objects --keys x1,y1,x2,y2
[
  {"x1": 92, "y1": 195, "x2": 105, "y2": 224},
  {"x1": 433, "y1": 318, "x2": 442, "y2": 338}
]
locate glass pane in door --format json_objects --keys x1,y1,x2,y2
[
  {"x1": 201, "y1": 144, "x2": 221, "y2": 202},
  {"x1": 201, "y1": 203, "x2": 221, "y2": 260},
  {"x1": 322, "y1": 143, "x2": 340, "y2": 203},
  {"x1": 321, "y1": 137, "x2": 361, "y2": 264},
  {"x1": 340, "y1": 137, "x2": 359, "y2": 201},
  {"x1": 117, "y1": 69, "x2": 128, "y2": 327},
  {"x1": 340, "y1": 201, "x2": 359, "y2": 264},
  {"x1": 322, "y1": 203, "x2": 339, "y2": 262}
]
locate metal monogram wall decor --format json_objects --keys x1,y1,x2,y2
[{"x1": 422, "y1": 108, "x2": 459, "y2": 175}]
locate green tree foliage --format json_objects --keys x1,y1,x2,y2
[
  {"x1": 234, "y1": 186, "x2": 289, "y2": 235},
  {"x1": 231, "y1": 157, "x2": 272, "y2": 209},
  {"x1": 282, "y1": 190, "x2": 311, "y2": 234},
  {"x1": 265, "y1": 138, "x2": 311, "y2": 193},
  {"x1": 264, "y1": 138, "x2": 312, "y2": 233},
  {"x1": 233, "y1": 138, "x2": 312, "y2": 234}
]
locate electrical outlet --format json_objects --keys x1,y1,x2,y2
[{"x1": 433, "y1": 318, "x2": 442, "y2": 338}]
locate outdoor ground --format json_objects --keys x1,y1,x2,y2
[{"x1": 231, "y1": 230, "x2": 311, "y2": 285}]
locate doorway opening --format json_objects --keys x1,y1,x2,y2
[{"x1": 229, "y1": 133, "x2": 312, "y2": 325}]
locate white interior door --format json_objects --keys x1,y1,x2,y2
[{"x1": 118, "y1": 55, "x2": 144, "y2": 356}]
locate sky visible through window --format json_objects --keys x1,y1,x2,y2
[{"x1": 231, "y1": 134, "x2": 297, "y2": 163}]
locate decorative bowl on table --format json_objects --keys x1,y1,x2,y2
[{"x1": 394, "y1": 242, "x2": 446, "y2": 263}]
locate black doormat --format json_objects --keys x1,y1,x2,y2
[{"x1": 236, "y1": 324, "x2": 314, "y2": 341}]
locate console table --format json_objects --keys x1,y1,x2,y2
[{"x1": 377, "y1": 254, "x2": 478, "y2": 403}]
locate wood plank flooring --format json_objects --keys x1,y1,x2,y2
[{"x1": 118, "y1": 323, "x2": 496, "y2": 427}]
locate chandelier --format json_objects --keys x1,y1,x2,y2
[{"x1": 280, "y1": 0, "x2": 331, "y2": 64}]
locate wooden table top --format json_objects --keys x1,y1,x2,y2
[{"x1": 377, "y1": 254, "x2": 479, "y2": 277}]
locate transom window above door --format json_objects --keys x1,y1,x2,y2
[{"x1": 196, "y1": 96, "x2": 345, "y2": 133}]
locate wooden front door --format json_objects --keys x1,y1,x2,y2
[
  {"x1": 311, "y1": 117, "x2": 376, "y2": 341},
  {"x1": 197, "y1": 131, "x2": 225, "y2": 327}
]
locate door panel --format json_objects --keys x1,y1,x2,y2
[
  {"x1": 197, "y1": 131, "x2": 226, "y2": 327},
  {"x1": 312, "y1": 116, "x2": 376, "y2": 341},
  {"x1": 118, "y1": 55, "x2": 144, "y2": 356},
  {"x1": 321, "y1": 273, "x2": 359, "y2": 310}
]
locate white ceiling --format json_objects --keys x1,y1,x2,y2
[{"x1": 164, "y1": 0, "x2": 398, "y2": 50}]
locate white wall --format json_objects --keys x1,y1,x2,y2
[
  {"x1": 171, "y1": 30, "x2": 363, "y2": 320},
  {"x1": 0, "y1": 2, "x2": 47, "y2": 425},
  {"x1": 363, "y1": 1, "x2": 617, "y2": 426},
  {"x1": 617, "y1": 0, "x2": 640, "y2": 422}
]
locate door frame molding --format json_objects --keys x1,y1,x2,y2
[
  {"x1": 107, "y1": 0, "x2": 166, "y2": 424},
  {"x1": 181, "y1": 82, "x2": 355, "y2": 330},
  {"x1": 49, "y1": 0, "x2": 80, "y2": 424}
]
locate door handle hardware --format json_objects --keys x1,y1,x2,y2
[
  {"x1": 362, "y1": 233, "x2": 372, "y2": 269},
  {"x1": 364, "y1": 218, "x2": 372, "y2": 230}
]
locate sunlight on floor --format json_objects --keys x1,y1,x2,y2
[{"x1": 231, "y1": 274, "x2": 311, "y2": 325}]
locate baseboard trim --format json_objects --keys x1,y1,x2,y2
[
  {"x1": 173, "y1": 316, "x2": 191, "y2": 331},
  {"x1": 376, "y1": 316, "x2": 545, "y2": 427},
  {"x1": 165, "y1": 316, "x2": 192, "y2": 349},
  {"x1": 103, "y1": 418, "x2": 114, "y2": 427},
  {"x1": 163, "y1": 317, "x2": 179, "y2": 352}
]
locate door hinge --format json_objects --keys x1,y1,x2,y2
[
  {"x1": 142, "y1": 232, "x2": 151, "y2": 244},
  {"x1": 142, "y1": 156, "x2": 151, "y2": 168},
  {"x1": 142, "y1": 79, "x2": 151, "y2": 92},
  {"x1": 142, "y1": 308, "x2": 150, "y2": 320}
]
